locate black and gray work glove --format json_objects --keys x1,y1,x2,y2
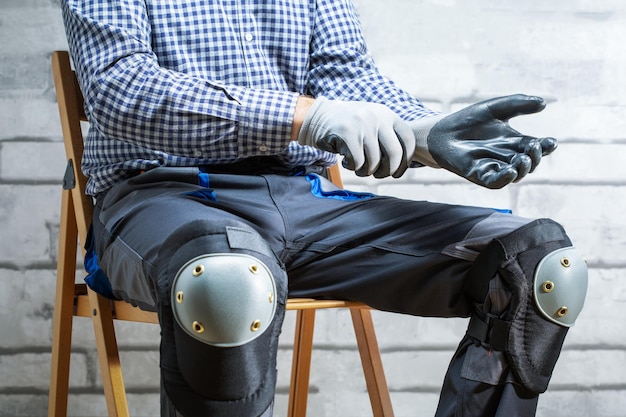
[
  {"x1": 410, "y1": 94, "x2": 558, "y2": 189},
  {"x1": 298, "y1": 97, "x2": 416, "y2": 178}
]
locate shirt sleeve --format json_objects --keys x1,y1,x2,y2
[
  {"x1": 61, "y1": 0, "x2": 298, "y2": 160},
  {"x1": 307, "y1": 0, "x2": 438, "y2": 122}
]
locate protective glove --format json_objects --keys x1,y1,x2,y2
[
  {"x1": 298, "y1": 97, "x2": 415, "y2": 178},
  {"x1": 410, "y1": 94, "x2": 558, "y2": 189}
]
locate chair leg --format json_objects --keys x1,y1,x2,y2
[
  {"x1": 48, "y1": 190, "x2": 79, "y2": 417},
  {"x1": 88, "y1": 289, "x2": 130, "y2": 417},
  {"x1": 288, "y1": 309, "x2": 317, "y2": 417},
  {"x1": 350, "y1": 308, "x2": 394, "y2": 417}
]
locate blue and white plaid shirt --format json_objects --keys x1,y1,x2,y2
[{"x1": 62, "y1": 0, "x2": 436, "y2": 195}]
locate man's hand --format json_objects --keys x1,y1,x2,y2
[
  {"x1": 411, "y1": 94, "x2": 558, "y2": 189},
  {"x1": 298, "y1": 97, "x2": 415, "y2": 178}
]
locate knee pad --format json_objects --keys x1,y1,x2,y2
[
  {"x1": 465, "y1": 218, "x2": 588, "y2": 394},
  {"x1": 171, "y1": 253, "x2": 277, "y2": 347},
  {"x1": 156, "y1": 220, "x2": 286, "y2": 417}
]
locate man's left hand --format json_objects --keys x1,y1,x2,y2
[{"x1": 411, "y1": 94, "x2": 558, "y2": 189}]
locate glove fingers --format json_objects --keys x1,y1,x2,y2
[
  {"x1": 510, "y1": 153, "x2": 532, "y2": 181},
  {"x1": 390, "y1": 155, "x2": 409, "y2": 179},
  {"x1": 463, "y1": 137, "x2": 540, "y2": 175},
  {"x1": 373, "y1": 145, "x2": 408, "y2": 178},
  {"x1": 472, "y1": 160, "x2": 518, "y2": 189},
  {"x1": 319, "y1": 134, "x2": 363, "y2": 172},
  {"x1": 373, "y1": 122, "x2": 414, "y2": 178},
  {"x1": 486, "y1": 94, "x2": 547, "y2": 121},
  {"x1": 355, "y1": 161, "x2": 374, "y2": 177},
  {"x1": 348, "y1": 133, "x2": 383, "y2": 177},
  {"x1": 539, "y1": 136, "x2": 558, "y2": 156},
  {"x1": 373, "y1": 146, "x2": 391, "y2": 178},
  {"x1": 522, "y1": 139, "x2": 542, "y2": 173}
]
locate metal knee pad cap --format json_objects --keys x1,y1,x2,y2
[
  {"x1": 533, "y1": 246, "x2": 587, "y2": 327},
  {"x1": 171, "y1": 253, "x2": 277, "y2": 347}
]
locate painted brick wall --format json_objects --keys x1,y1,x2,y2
[{"x1": 1, "y1": 0, "x2": 624, "y2": 416}]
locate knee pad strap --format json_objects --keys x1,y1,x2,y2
[{"x1": 464, "y1": 218, "x2": 571, "y2": 303}]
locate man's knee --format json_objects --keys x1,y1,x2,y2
[
  {"x1": 156, "y1": 219, "x2": 286, "y2": 416},
  {"x1": 156, "y1": 218, "x2": 286, "y2": 300},
  {"x1": 465, "y1": 218, "x2": 588, "y2": 393}
]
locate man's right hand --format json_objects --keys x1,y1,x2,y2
[{"x1": 297, "y1": 97, "x2": 415, "y2": 178}]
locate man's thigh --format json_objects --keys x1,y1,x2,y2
[
  {"x1": 266, "y1": 174, "x2": 531, "y2": 318},
  {"x1": 92, "y1": 167, "x2": 285, "y2": 309}
]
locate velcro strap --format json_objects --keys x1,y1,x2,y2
[
  {"x1": 226, "y1": 226, "x2": 275, "y2": 260},
  {"x1": 497, "y1": 219, "x2": 567, "y2": 259},
  {"x1": 467, "y1": 313, "x2": 510, "y2": 351},
  {"x1": 464, "y1": 218, "x2": 569, "y2": 303}
]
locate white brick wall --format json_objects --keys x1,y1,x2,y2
[{"x1": 1, "y1": 0, "x2": 625, "y2": 416}]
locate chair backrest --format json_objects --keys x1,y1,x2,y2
[{"x1": 51, "y1": 50, "x2": 92, "y2": 250}]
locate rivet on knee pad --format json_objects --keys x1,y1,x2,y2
[
  {"x1": 541, "y1": 281, "x2": 555, "y2": 293},
  {"x1": 192, "y1": 264, "x2": 205, "y2": 276},
  {"x1": 192, "y1": 321, "x2": 205, "y2": 334}
]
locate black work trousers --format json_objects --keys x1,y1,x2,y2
[{"x1": 91, "y1": 166, "x2": 540, "y2": 416}]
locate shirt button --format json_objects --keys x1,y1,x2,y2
[
  {"x1": 194, "y1": 150, "x2": 203, "y2": 158},
  {"x1": 244, "y1": 33, "x2": 254, "y2": 42},
  {"x1": 259, "y1": 145, "x2": 268, "y2": 152}
]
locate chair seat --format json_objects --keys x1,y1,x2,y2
[{"x1": 72, "y1": 283, "x2": 370, "y2": 324}]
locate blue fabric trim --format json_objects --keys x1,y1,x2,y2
[
  {"x1": 190, "y1": 168, "x2": 216, "y2": 200},
  {"x1": 183, "y1": 189, "x2": 217, "y2": 201},
  {"x1": 493, "y1": 208, "x2": 513, "y2": 214},
  {"x1": 84, "y1": 227, "x2": 116, "y2": 300},
  {"x1": 198, "y1": 172, "x2": 210, "y2": 188},
  {"x1": 305, "y1": 174, "x2": 375, "y2": 201}
]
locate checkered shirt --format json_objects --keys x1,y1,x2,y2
[{"x1": 62, "y1": 0, "x2": 436, "y2": 194}]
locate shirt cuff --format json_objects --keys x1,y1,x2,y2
[{"x1": 234, "y1": 87, "x2": 300, "y2": 157}]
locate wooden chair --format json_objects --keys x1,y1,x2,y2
[{"x1": 48, "y1": 50, "x2": 394, "y2": 417}]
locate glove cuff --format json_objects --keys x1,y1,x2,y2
[
  {"x1": 410, "y1": 114, "x2": 446, "y2": 168},
  {"x1": 297, "y1": 96, "x2": 328, "y2": 148}
]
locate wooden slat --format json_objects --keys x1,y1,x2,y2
[
  {"x1": 48, "y1": 190, "x2": 79, "y2": 417},
  {"x1": 288, "y1": 309, "x2": 316, "y2": 417},
  {"x1": 351, "y1": 309, "x2": 395, "y2": 417},
  {"x1": 87, "y1": 289, "x2": 130, "y2": 417},
  {"x1": 51, "y1": 50, "x2": 92, "y2": 248},
  {"x1": 327, "y1": 163, "x2": 344, "y2": 188}
]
